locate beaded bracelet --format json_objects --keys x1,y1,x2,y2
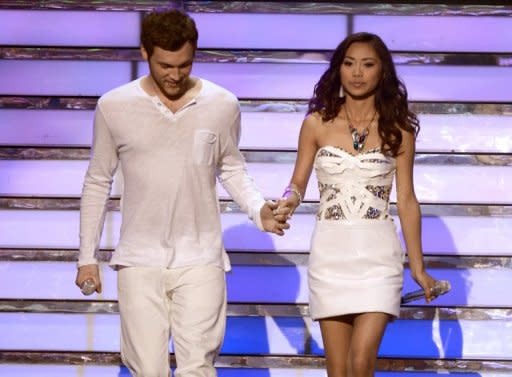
[{"x1": 282, "y1": 185, "x2": 303, "y2": 205}]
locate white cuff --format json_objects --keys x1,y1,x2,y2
[
  {"x1": 251, "y1": 200, "x2": 266, "y2": 231},
  {"x1": 77, "y1": 253, "x2": 98, "y2": 268}
]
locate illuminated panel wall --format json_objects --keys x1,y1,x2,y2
[{"x1": 0, "y1": 3, "x2": 511, "y2": 375}]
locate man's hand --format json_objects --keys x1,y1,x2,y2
[
  {"x1": 75, "y1": 264, "x2": 102, "y2": 294},
  {"x1": 260, "y1": 201, "x2": 290, "y2": 236},
  {"x1": 276, "y1": 194, "x2": 300, "y2": 220}
]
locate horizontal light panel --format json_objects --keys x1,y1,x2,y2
[
  {"x1": 0, "y1": 10, "x2": 345, "y2": 50},
  {"x1": 242, "y1": 113, "x2": 512, "y2": 153},
  {"x1": 0, "y1": 365, "x2": 445, "y2": 377},
  {"x1": 417, "y1": 114, "x2": 512, "y2": 154},
  {"x1": 150, "y1": 63, "x2": 512, "y2": 102},
  {"x1": 3, "y1": 109, "x2": 510, "y2": 153},
  {"x1": 0, "y1": 260, "x2": 509, "y2": 307},
  {"x1": 0, "y1": 365, "x2": 330, "y2": 377},
  {"x1": 0, "y1": 161, "x2": 122, "y2": 196},
  {"x1": 4, "y1": 110, "x2": 511, "y2": 154},
  {"x1": 354, "y1": 16, "x2": 512, "y2": 53},
  {"x1": 166, "y1": 62, "x2": 324, "y2": 100},
  {"x1": 0, "y1": 10, "x2": 141, "y2": 47},
  {"x1": 193, "y1": 13, "x2": 346, "y2": 49},
  {"x1": 0, "y1": 365, "x2": 131, "y2": 377},
  {"x1": 0, "y1": 312, "x2": 511, "y2": 358},
  {"x1": 0, "y1": 61, "x2": 132, "y2": 96},
  {"x1": 396, "y1": 65, "x2": 512, "y2": 102},
  {"x1": 2, "y1": 60, "x2": 511, "y2": 102},
  {"x1": 1, "y1": 160, "x2": 510, "y2": 204},
  {"x1": 222, "y1": 213, "x2": 512, "y2": 255},
  {"x1": 0, "y1": 365, "x2": 503, "y2": 377},
  {"x1": 227, "y1": 163, "x2": 511, "y2": 204},
  {"x1": 0, "y1": 109, "x2": 94, "y2": 147},
  {"x1": 2, "y1": 11, "x2": 511, "y2": 53},
  {"x1": 1, "y1": 210, "x2": 508, "y2": 255}
]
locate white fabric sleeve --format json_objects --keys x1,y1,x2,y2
[
  {"x1": 217, "y1": 105, "x2": 266, "y2": 230},
  {"x1": 78, "y1": 105, "x2": 119, "y2": 266}
]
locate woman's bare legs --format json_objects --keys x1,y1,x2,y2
[
  {"x1": 347, "y1": 312, "x2": 390, "y2": 377},
  {"x1": 319, "y1": 312, "x2": 391, "y2": 377},
  {"x1": 320, "y1": 315, "x2": 354, "y2": 377}
]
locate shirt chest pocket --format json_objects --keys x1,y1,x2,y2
[{"x1": 193, "y1": 130, "x2": 217, "y2": 165}]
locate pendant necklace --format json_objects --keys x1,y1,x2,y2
[{"x1": 345, "y1": 106, "x2": 377, "y2": 152}]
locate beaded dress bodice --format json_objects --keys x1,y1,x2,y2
[{"x1": 314, "y1": 145, "x2": 396, "y2": 221}]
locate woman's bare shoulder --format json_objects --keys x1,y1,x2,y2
[{"x1": 302, "y1": 112, "x2": 325, "y2": 129}]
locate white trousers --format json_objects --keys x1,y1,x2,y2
[{"x1": 117, "y1": 265, "x2": 227, "y2": 377}]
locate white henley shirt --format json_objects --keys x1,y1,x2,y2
[{"x1": 78, "y1": 77, "x2": 266, "y2": 271}]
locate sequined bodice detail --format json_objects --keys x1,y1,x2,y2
[{"x1": 315, "y1": 146, "x2": 395, "y2": 221}]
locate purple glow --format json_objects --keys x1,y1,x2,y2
[
  {"x1": 0, "y1": 10, "x2": 140, "y2": 47},
  {"x1": 2, "y1": 60, "x2": 510, "y2": 101},
  {"x1": 139, "y1": 62, "x2": 325, "y2": 100},
  {"x1": 1, "y1": 312, "x2": 511, "y2": 358},
  {"x1": 240, "y1": 112, "x2": 512, "y2": 153},
  {"x1": 193, "y1": 13, "x2": 346, "y2": 49},
  {"x1": 0, "y1": 60, "x2": 132, "y2": 96},
  {"x1": 1, "y1": 211, "x2": 510, "y2": 256},
  {"x1": 144, "y1": 62, "x2": 511, "y2": 101},
  {"x1": 1, "y1": 160, "x2": 509, "y2": 203},
  {"x1": 397, "y1": 65, "x2": 512, "y2": 102},
  {"x1": 0, "y1": 313, "x2": 120, "y2": 351},
  {"x1": 0, "y1": 109, "x2": 94, "y2": 147},
  {"x1": 355, "y1": 15, "x2": 512, "y2": 52},
  {"x1": 0, "y1": 161, "x2": 100, "y2": 196},
  {"x1": 0, "y1": 261, "x2": 511, "y2": 308},
  {"x1": 2, "y1": 109, "x2": 510, "y2": 153},
  {"x1": 0, "y1": 365, "x2": 131, "y2": 377},
  {"x1": 416, "y1": 114, "x2": 512, "y2": 153}
]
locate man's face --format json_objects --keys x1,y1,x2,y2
[{"x1": 141, "y1": 42, "x2": 195, "y2": 100}]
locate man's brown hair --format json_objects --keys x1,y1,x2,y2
[{"x1": 141, "y1": 9, "x2": 198, "y2": 56}]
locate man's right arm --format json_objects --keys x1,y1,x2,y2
[{"x1": 76, "y1": 105, "x2": 119, "y2": 292}]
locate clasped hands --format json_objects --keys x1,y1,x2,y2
[{"x1": 260, "y1": 188, "x2": 301, "y2": 236}]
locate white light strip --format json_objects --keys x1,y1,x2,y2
[
  {"x1": 0, "y1": 211, "x2": 510, "y2": 255},
  {"x1": 1, "y1": 109, "x2": 511, "y2": 153},
  {"x1": 0, "y1": 10, "x2": 141, "y2": 47},
  {"x1": 0, "y1": 311, "x2": 511, "y2": 358},
  {"x1": 354, "y1": 15, "x2": 512, "y2": 53},
  {"x1": 0, "y1": 161, "x2": 510, "y2": 204}
]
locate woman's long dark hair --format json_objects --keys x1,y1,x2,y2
[{"x1": 308, "y1": 32, "x2": 419, "y2": 156}]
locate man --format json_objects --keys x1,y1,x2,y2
[{"x1": 75, "y1": 9, "x2": 288, "y2": 377}]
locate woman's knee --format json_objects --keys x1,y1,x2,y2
[{"x1": 349, "y1": 353, "x2": 375, "y2": 377}]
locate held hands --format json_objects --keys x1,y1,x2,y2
[
  {"x1": 260, "y1": 200, "x2": 291, "y2": 236},
  {"x1": 260, "y1": 184, "x2": 303, "y2": 235},
  {"x1": 275, "y1": 183, "x2": 302, "y2": 221},
  {"x1": 276, "y1": 193, "x2": 301, "y2": 220},
  {"x1": 75, "y1": 264, "x2": 102, "y2": 294},
  {"x1": 261, "y1": 184, "x2": 303, "y2": 236}
]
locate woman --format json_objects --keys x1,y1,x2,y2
[{"x1": 277, "y1": 32, "x2": 437, "y2": 377}]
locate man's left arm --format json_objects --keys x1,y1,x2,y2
[{"x1": 217, "y1": 105, "x2": 288, "y2": 235}]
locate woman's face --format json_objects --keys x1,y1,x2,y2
[{"x1": 340, "y1": 42, "x2": 382, "y2": 99}]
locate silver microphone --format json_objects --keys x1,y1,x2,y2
[
  {"x1": 401, "y1": 280, "x2": 451, "y2": 304},
  {"x1": 80, "y1": 279, "x2": 97, "y2": 296}
]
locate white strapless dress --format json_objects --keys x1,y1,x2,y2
[{"x1": 308, "y1": 146, "x2": 404, "y2": 320}]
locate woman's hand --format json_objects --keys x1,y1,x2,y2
[
  {"x1": 276, "y1": 192, "x2": 301, "y2": 221},
  {"x1": 411, "y1": 269, "x2": 437, "y2": 303}
]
